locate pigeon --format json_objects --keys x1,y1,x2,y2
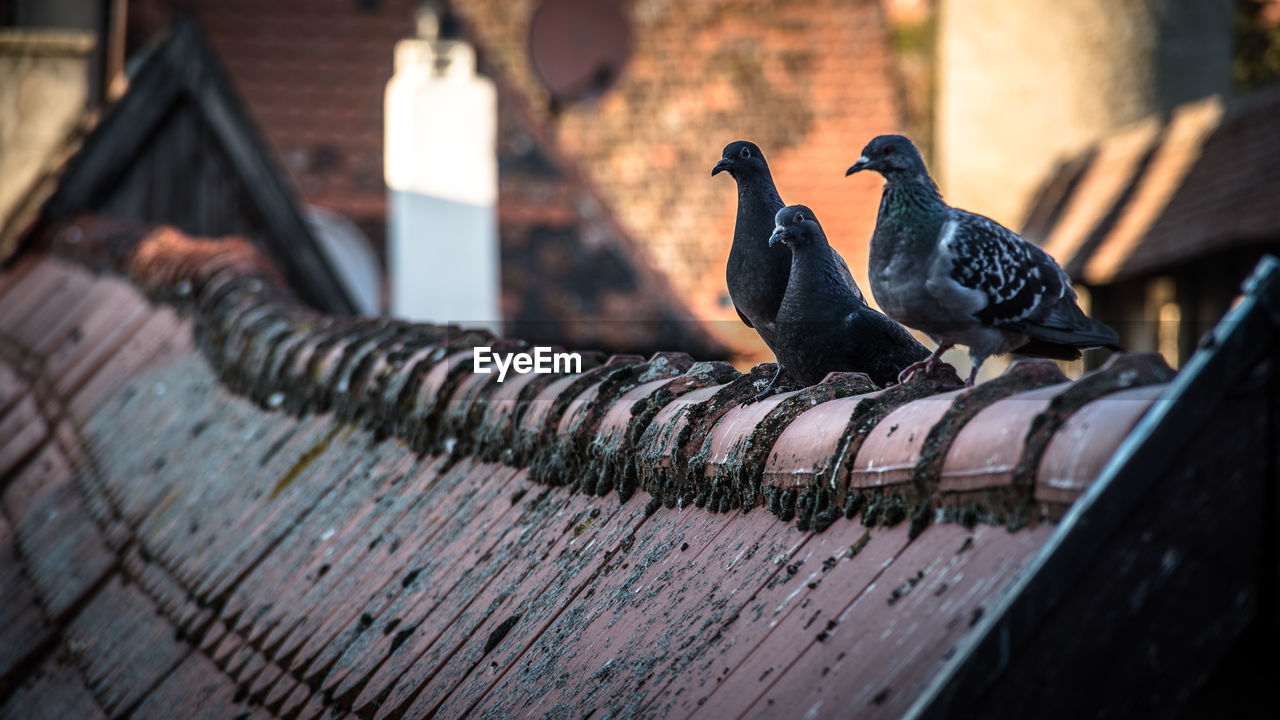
[
  {"x1": 768, "y1": 204, "x2": 932, "y2": 389},
  {"x1": 712, "y1": 140, "x2": 863, "y2": 394},
  {"x1": 846, "y1": 134, "x2": 1120, "y2": 386}
]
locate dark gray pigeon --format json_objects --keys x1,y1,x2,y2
[
  {"x1": 767, "y1": 204, "x2": 931, "y2": 390},
  {"x1": 713, "y1": 141, "x2": 863, "y2": 393},
  {"x1": 847, "y1": 134, "x2": 1120, "y2": 386}
]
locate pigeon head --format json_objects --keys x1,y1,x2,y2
[
  {"x1": 769, "y1": 204, "x2": 824, "y2": 248},
  {"x1": 712, "y1": 140, "x2": 769, "y2": 178},
  {"x1": 845, "y1": 134, "x2": 927, "y2": 179}
]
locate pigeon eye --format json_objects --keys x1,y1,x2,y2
[
  {"x1": 794, "y1": 212, "x2": 805, "y2": 223},
  {"x1": 740, "y1": 147, "x2": 751, "y2": 158},
  {"x1": 883, "y1": 145, "x2": 896, "y2": 156}
]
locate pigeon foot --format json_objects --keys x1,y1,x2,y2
[{"x1": 897, "y1": 343, "x2": 955, "y2": 384}]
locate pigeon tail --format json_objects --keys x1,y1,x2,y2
[
  {"x1": 1010, "y1": 338, "x2": 1084, "y2": 361},
  {"x1": 1022, "y1": 321, "x2": 1119, "y2": 349},
  {"x1": 1023, "y1": 300, "x2": 1121, "y2": 350}
]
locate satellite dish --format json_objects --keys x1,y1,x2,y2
[{"x1": 528, "y1": 0, "x2": 632, "y2": 105}]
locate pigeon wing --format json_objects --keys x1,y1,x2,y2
[
  {"x1": 940, "y1": 211, "x2": 1065, "y2": 328},
  {"x1": 831, "y1": 250, "x2": 866, "y2": 303},
  {"x1": 840, "y1": 305, "x2": 931, "y2": 386}
]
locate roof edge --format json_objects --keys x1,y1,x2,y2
[
  {"x1": 46, "y1": 216, "x2": 1175, "y2": 541},
  {"x1": 908, "y1": 254, "x2": 1280, "y2": 718}
]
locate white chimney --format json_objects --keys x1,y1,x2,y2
[{"x1": 385, "y1": 3, "x2": 500, "y2": 333}]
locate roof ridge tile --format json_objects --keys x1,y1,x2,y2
[
  {"x1": 703, "y1": 372, "x2": 878, "y2": 523},
  {"x1": 516, "y1": 354, "x2": 641, "y2": 470},
  {"x1": 766, "y1": 363, "x2": 981, "y2": 531},
  {"x1": 634, "y1": 362, "x2": 777, "y2": 512},
  {"x1": 1013, "y1": 352, "x2": 1175, "y2": 508},
  {"x1": 909, "y1": 360, "x2": 1071, "y2": 534},
  {"x1": 606, "y1": 360, "x2": 742, "y2": 503},
  {"x1": 530, "y1": 351, "x2": 694, "y2": 494},
  {"x1": 43, "y1": 216, "x2": 1168, "y2": 539}
]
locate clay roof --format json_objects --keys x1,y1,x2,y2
[
  {"x1": 1023, "y1": 87, "x2": 1280, "y2": 285},
  {"x1": 4, "y1": 214, "x2": 1273, "y2": 717}
]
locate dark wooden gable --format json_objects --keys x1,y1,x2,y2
[{"x1": 44, "y1": 19, "x2": 357, "y2": 314}]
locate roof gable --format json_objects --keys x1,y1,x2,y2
[
  {"x1": 1025, "y1": 89, "x2": 1280, "y2": 284},
  {"x1": 42, "y1": 19, "x2": 357, "y2": 314}
]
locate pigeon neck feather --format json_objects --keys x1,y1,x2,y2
[
  {"x1": 736, "y1": 173, "x2": 784, "y2": 213},
  {"x1": 870, "y1": 174, "x2": 947, "y2": 272},
  {"x1": 881, "y1": 173, "x2": 944, "y2": 219},
  {"x1": 786, "y1": 240, "x2": 850, "y2": 301},
  {"x1": 732, "y1": 174, "x2": 786, "y2": 253}
]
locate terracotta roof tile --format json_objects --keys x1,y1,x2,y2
[
  {"x1": 939, "y1": 383, "x2": 1070, "y2": 494},
  {"x1": 298, "y1": 462, "x2": 525, "y2": 703},
  {"x1": 0, "y1": 361, "x2": 25, "y2": 419},
  {"x1": 7, "y1": 462, "x2": 114, "y2": 619},
  {"x1": 426, "y1": 495, "x2": 654, "y2": 719},
  {"x1": 763, "y1": 392, "x2": 871, "y2": 490},
  {"x1": 850, "y1": 389, "x2": 964, "y2": 490},
  {"x1": 0, "y1": 515, "x2": 55, "y2": 685},
  {"x1": 475, "y1": 508, "x2": 800, "y2": 718},
  {"x1": 736, "y1": 522, "x2": 1056, "y2": 719},
  {"x1": 0, "y1": 395, "x2": 47, "y2": 480},
  {"x1": 1, "y1": 653, "x2": 106, "y2": 720},
  {"x1": 65, "y1": 307, "x2": 192, "y2": 423},
  {"x1": 703, "y1": 373, "x2": 876, "y2": 514},
  {"x1": 64, "y1": 576, "x2": 192, "y2": 715},
  {"x1": 130, "y1": 652, "x2": 268, "y2": 720},
  {"x1": 656, "y1": 520, "x2": 905, "y2": 716},
  {"x1": 1035, "y1": 382, "x2": 1168, "y2": 510},
  {"x1": 2, "y1": 217, "x2": 1269, "y2": 718}
]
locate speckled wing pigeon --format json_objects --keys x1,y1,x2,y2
[
  {"x1": 846, "y1": 134, "x2": 1119, "y2": 386},
  {"x1": 767, "y1": 204, "x2": 931, "y2": 390}
]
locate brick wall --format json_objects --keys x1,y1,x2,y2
[{"x1": 455, "y1": 0, "x2": 903, "y2": 361}]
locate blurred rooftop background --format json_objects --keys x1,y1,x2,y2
[{"x1": 2, "y1": 0, "x2": 1280, "y2": 373}]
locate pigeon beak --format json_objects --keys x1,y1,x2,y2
[
  {"x1": 711, "y1": 158, "x2": 731, "y2": 177},
  {"x1": 768, "y1": 226, "x2": 788, "y2": 247},
  {"x1": 845, "y1": 156, "x2": 871, "y2": 176}
]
